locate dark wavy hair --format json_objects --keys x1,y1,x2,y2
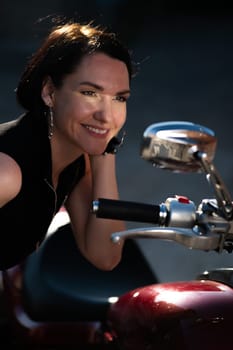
[{"x1": 16, "y1": 20, "x2": 136, "y2": 112}]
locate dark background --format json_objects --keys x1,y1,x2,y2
[{"x1": 1, "y1": 1, "x2": 233, "y2": 281}]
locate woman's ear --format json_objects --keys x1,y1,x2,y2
[{"x1": 41, "y1": 76, "x2": 55, "y2": 107}]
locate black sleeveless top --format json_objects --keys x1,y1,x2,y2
[{"x1": 0, "y1": 112, "x2": 85, "y2": 269}]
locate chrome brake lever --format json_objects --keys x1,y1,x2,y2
[{"x1": 111, "y1": 227, "x2": 220, "y2": 251}]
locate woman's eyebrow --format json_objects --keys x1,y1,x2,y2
[
  {"x1": 79, "y1": 81, "x2": 130, "y2": 95},
  {"x1": 79, "y1": 81, "x2": 103, "y2": 90}
]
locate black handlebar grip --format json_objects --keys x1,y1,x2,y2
[{"x1": 92, "y1": 198, "x2": 161, "y2": 224}]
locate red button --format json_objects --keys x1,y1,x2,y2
[{"x1": 176, "y1": 195, "x2": 190, "y2": 204}]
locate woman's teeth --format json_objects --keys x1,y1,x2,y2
[{"x1": 85, "y1": 125, "x2": 107, "y2": 135}]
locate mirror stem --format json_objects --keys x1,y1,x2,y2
[{"x1": 195, "y1": 151, "x2": 233, "y2": 220}]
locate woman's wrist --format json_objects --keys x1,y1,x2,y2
[{"x1": 89, "y1": 152, "x2": 116, "y2": 170}]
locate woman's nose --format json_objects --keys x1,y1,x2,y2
[{"x1": 94, "y1": 97, "x2": 113, "y2": 123}]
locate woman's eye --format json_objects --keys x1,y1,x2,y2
[
  {"x1": 81, "y1": 90, "x2": 96, "y2": 96},
  {"x1": 115, "y1": 95, "x2": 128, "y2": 103}
]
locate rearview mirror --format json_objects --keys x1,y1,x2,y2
[{"x1": 140, "y1": 121, "x2": 217, "y2": 173}]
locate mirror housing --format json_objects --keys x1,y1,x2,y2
[{"x1": 140, "y1": 121, "x2": 217, "y2": 173}]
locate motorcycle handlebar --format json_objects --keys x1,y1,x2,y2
[
  {"x1": 92, "y1": 196, "x2": 197, "y2": 228},
  {"x1": 92, "y1": 198, "x2": 163, "y2": 224},
  {"x1": 91, "y1": 197, "x2": 233, "y2": 252}
]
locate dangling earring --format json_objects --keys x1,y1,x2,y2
[{"x1": 48, "y1": 106, "x2": 54, "y2": 139}]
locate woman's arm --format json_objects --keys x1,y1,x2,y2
[{"x1": 65, "y1": 153, "x2": 126, "y2": 271}]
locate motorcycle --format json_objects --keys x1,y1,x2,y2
[{"x1": 1, "y1": 120, "x2": 233, "y2": 349}]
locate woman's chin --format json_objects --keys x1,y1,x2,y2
[
  {"x1": 85, "y1": 144, "x2": 108, "y2": 156},
  {"x1": 88, "y1": 149, "x2": 105, "y2": 156}
]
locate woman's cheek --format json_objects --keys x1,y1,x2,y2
[{"x1": 117, "y1": 109, "x2": 127, "y2": 128}]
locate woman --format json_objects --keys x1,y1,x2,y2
[{"x1": 0, "y1": 20, "x2": 136, "y2": 270}]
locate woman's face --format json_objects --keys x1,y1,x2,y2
[{"x1": 44, "y1": 52, "x2": 130, "y2": 156}]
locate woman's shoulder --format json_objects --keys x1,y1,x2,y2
[{"x1": 0, "y1": 152, "x2": 22, "y2": 207}]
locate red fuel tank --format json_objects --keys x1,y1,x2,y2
[{"x1": 108, "y1": 280, "x2": 233, "y2": 350}]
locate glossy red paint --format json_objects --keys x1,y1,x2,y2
[{"x1": 108, "y1": 280, "x2": 233, "y2": 350}]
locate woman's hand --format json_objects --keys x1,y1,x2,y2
[{"x1": 65, "y1": 152, "x2": 126, "y2": 271}]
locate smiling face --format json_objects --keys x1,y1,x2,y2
[{"x1": 42, "y1": 52, "x2": 130, "y2": 157}]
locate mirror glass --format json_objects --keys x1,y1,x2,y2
[{"x1": 140, "y1": 121, "x2": 217, "y2": 172}]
